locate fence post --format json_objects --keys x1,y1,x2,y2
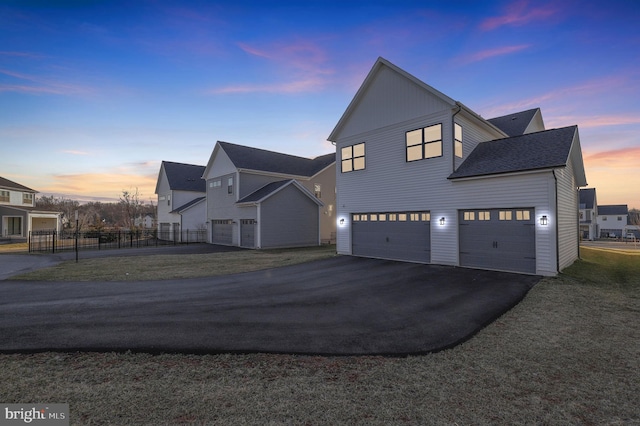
[{"x1": 52, "y1": 230, "x2": 56, "y2": 254}]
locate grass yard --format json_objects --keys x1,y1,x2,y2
[{"x1": 0, "y1": 247, "x2": 638, "y2": 424}]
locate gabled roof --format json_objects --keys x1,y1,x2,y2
[
  {"x1": 237, "y1": 179, "x2": 323, "y2": 206},
  {"x1": 158, "y1": 161, "x2": 206, "y2": 193},
  {"x1": 598, "y1": 205, "x2": 628, "y2": 215},
  {"x1": 218, "y1": 141, "x2": 334, "y2": 177},
  {"x1": 579, "y1": 188, "x2": 597, "y2": 209},
  {"x1": 0, "y1": 176, "x2": 36, "y2": 193},
  {"x1": 487, "y1": 108, "x2": 540, "y2": 137},
  {"x1": 328, "y1": 57, "x2": 456, "y2": 142},
  {"x1": 170, "y1": 196, "x2": 205, "y2": 214},
  {"x1": 449, "y1": 126, "x2": 578, "y2": 180}
]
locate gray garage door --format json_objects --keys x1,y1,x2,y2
[
  {"x1": 459, "y1": 208, "x2": 536, "y2": 274},
  {"x1": 352, "y1": 212, "x2": 431, "y2": 263},
  {"x1": 240, "y1": 219, "x2": 255, "y2": 248},
  {"x1": 212, "y1": 220, "x2": 233, "y2": 245}
]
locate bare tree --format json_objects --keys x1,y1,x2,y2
[{"x1": 119, "y1": 187, "x2": 143, "y2": 230}]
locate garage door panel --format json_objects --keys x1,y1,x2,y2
[
  {"x1": 352, "y1": 215, "x2": 430, "y2": 263},
  {"x1": 212, "y1": 222, "x2": 233, "y2": 245},
  {"x1": 459, "y1": 209, "x2": 535, "y2": 274}
]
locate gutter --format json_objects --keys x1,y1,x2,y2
[{"x1": 553, "y1": 169, "x2": 560, "y2": 273}]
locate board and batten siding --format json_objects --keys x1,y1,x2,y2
[
  {"x1": 337, "y1": 65, "x2": 453, "y2": 140},
  {"x1": 260, "y1": 185, "x2": 319, "y2": 248}
]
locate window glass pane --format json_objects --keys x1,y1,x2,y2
[
  {"x1": 353, "y1": 157, "x2": 365, "y2": 170},
  {"x1": 455, "y1": 123, "x2": 462, "y2": 141},
  {"x1": 423, "y1": 124, "x2": 441, "y2": 142},
  {"x1": 370, "y1": 214, "x2": 378, "y2": 221},
  {"x1": 361, "y1": 215, "x2": 368, "y2": 221},
  {"x1": 523, "y1": 210, "x2": 530, "y2": 220},
  {"x1": 499, "y1": 211, "x2": 512, "y2": 220},
  {"x1": 341, "y1": 160, "x2": 352, "y2": 172},
  {"x1": 424, "y1": 141, "x2": 442, "y2": 158},
  {"x1": 464, "y1": 211, "x2": 475, "y2": 221},
  {"x1": 398, "y1": 213, "x2": 407, "y2": 221},
  {"x1": 379, "y1": 214, "x2": 386, "y2": 221},
  {"x1": 422, "y1": 213, "x2": 431, "y2": 221},
  {"x1": 341, "y1": 146, "x2": 352, "y2": 159},
  {"x1": 410, "y1": 213, "x2": 419, "y2": 221},
  {"x1": 352, "y1": 214, "x2": 359, "y2": 221},
  {"x1": 389, "y1": 214, "x2": 396, "y2": 221},
  {"x1": 455, "y1": 141, "x2": 463, "y2": 158},
  {"x1": 353, "y1": 143, "x2": 365, "y2": 157},
  {"x1": 406, "y1": 129, "x2": 422, "y2": 146},
  {"x1": 407, "y1": 145, "x2": 422, "y2": 161}
]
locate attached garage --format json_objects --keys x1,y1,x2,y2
[
  {"x1": 352, "y1": 212, "x2": 431, "y2": 263},
  {"x1": 212, "y1": 219, "x2": 233, "y2": 245},
  {"x1": 459, "y1": 208, "x2": 536, "y2": 274}
]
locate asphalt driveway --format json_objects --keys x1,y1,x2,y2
[{"x1": 0, "y1": 255, "x2": 540, "y2": 355}]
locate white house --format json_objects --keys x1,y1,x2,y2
[
  {"x1": 328, "y1": 57, "x2": 587, "y2": 276},
  {"x1": 202, "y1": 141, "x2": 336, "y2": 248},
  {"x1": 0, "y1": 176, "x2": 61, "y2": 239},
  {"x1": 155, "y1": 161, "x2": 207, "y2": 241},
  {"x1": 579, "y1": 188, "x2": 598, "y2": 240},
  {"x1": 597, "y1": 204, "x2": 628, "y2": 238}
]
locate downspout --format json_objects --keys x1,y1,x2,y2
[
  {"x1": 552, "y1": 170, "x2": 560, "y2": 273},
  {"x1": 452, "y1": 103, "x2": 462, "y2": 174}
]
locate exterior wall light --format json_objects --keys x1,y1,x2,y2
[
  {"x1": 540, "y1": 215, "x2": 548, "y2": 226},
  {"x1": 439, "y1": 217, "x2": 445, "y2": 226},
  {"x1": 339, "y1": 218, "x2": 345, "y2": 226}
]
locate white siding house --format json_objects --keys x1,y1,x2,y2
[
  {"x1": 597, "y1": 205, "x2": 629, "y2": 238},
  {"x1": 0, "y1": 176, "x2": 61, "y2": 239},
  {"x1": 328, "y1": 58, "x2": 587, "y2": 276},
  {"x1": 579, "y1": 188, "x2": 598, "y2": 240}
]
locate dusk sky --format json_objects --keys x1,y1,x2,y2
[{"x1": 1, "y1": 0, "x2": 639, "y2": 208}]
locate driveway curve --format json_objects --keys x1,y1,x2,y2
[{"x1": 0, "y1": 256, "x2": 540, "y2": 355}]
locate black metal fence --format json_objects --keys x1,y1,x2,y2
[{"x1": 29, "y1": 229, "x2": 207, "y2": 254}]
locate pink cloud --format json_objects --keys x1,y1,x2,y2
[
  {"x1": 457, "y1": 44, "x2": 531, "y2": 64},
  {"x1": 547, "y1": 115, "x2": 640, "y2": 129},
  {"x1": 62, "y1": 150, "x2": 90, "y2": 156},
  {"x1": 0, "y1": 68, "x2": 97, "y2": 97},
  {"x1": 480, "y1": 0, "x2": 558, "y2": 31},
  {"x1": 584, "y1": 146, "x2": 640, "y2": 169}
]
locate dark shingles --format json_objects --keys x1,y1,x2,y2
[
  {"x1": 580, "y1": 188, "x2": 596, "y2": 209},
  {"x1": 170, "y1": 197, "x2": 205, "y2": 213},
  {"x1": 237, "y1": 180, "x2": 292, "y2": 204},
  {"x1": 219, "y1": 141, "x2": 334, "y2": 177},
  {"x1": 487, "y1": 108, "x2": 539, "y2": 137},
  {"x1": 597, "y1": 205, "x2": 628, "y2": 215},
  {"x1": 0, "y1": 176, "x2": 36, "y2": 192},
  {"x1": 449, "y1": 126, "x2": 577, "y2": 180},
  {"x1": 162, "y1": 162, "x2": 206, "y2": 192}
]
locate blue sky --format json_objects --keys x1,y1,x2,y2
[{"x1": 1, "y1": 0, "x2": 639, "y2": 208}]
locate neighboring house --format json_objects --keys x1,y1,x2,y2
[
  {"x1": 0, "y1": 176, "x2": 61, "y2": 239},
  {"x1": 202, "y1": 141, "x2": 336, "y2": 248},
  {"x1": 135, "y1": 213, "x2": 156, "y2": 229},
  {"x1": 328, "y1": 57, "x2": 587, "y2": 276},
  {"x1": 597, "y1": 204, "x2": 628, "y2": 238},
  {"x1": 579, "y1": 188, "x2": 598, "y2": 240},
  {"x1": 155, "y1": 161, "x2": 206, "y2": 241}
]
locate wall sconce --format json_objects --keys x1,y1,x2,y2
[
  {"x1": 439, "y1": 217, "x2": 445, "y2": 226},
  {"x1": 540, "y1": 215, "x2": 548, "y2": 226},
  {"x1": 339, "y1": 218, "x2": 345, "y2": 226}
]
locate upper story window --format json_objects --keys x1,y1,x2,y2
[
  {"x1": 341, "y1": 143, "x2": 365, "y2": 173},
  {"x1": 0, "y1": 190, "x2": 9, "y2": 203},
  {"x1": 455, "y1": 123, "x2": 463, "y2": 158},
  {"x1": 227, "y1": 177, "x2": 234, "y2": 194},
  {"x1": 22, "y1": 193, "x2": 33, "y2": 204},
  {"x1": 210, "y1": 179, "x2": 221, "y2": 188},
  {"x1": 406, "y1": 123, "x2": 442, "y2": 162},
  {"x1": 314, "y1": 184, "x2": 321, "y2": 198}
]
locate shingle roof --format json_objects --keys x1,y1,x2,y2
[
  {"x1": 170, "y1": 196, "x2": 205, "y2": 213},
  {"x1": 237, "y1": 180, "x2": 292, "y2": 204},
  {"x1": 579, "y1": 188, "x2": 597, "y2": 209},
  {"x1": 162, "y1": 161, "x2": 206, "y2": 192},
  {"x1": 219, "y1": 141, "x2": 334, "y2": 177},
  {"x1": 449, "y1": 126, "x2": 577, "y2": 180},
  {"x1": 597, "y1": 205, "x2": 628, "y2": 215},
  {"x1": 0, "y1": 176, "x2": 36, "y2": 192},
  {"x1": 487, "y1": 108, "x2": 539, "y2": 137}
]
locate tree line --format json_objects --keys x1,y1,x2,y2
[{"x1": 36, "y1": 189, "x2": 156, "y2": 231}]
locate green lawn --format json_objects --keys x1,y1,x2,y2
[{"x1": 0, "y1": 247, "x2": 638, "y2": 424}]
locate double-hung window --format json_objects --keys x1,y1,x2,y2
[
  {"x1": 406, "y1": 123, "x2": 442, "y2": 162},
  {"x1": 341, "y1": 143, "x2": 365, "y2": 173},
  {"x1": 455, "y1": 123, "x2": 463, "y2": 158}
]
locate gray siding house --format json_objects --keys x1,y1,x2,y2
[
  {"x1": 155, "y1": 161, "x2": 207, "y2": 241},
  {"x1": 579, "y1": 188, "x2": 598, "y2": 240},
  {"x1": 597, "y1": 204, "x2": 629, "y2": 238},
  {"x1": 0, "y1": 176, "x2": 60, "y2": 239},
  {"x1": 202, "y1": 141, "x2": 336, "y2": 248},
  {"x1": 328, "y1": 57, "x2": 587, "y2": 276}
]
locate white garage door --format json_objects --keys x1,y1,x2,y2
[
  {"x1": 352, "y1": 212, "x2": 431, "y2": 263},
  {"x1": 212, "y1": 220, "x2": 233, "y2": 245},
  {"x1": 459, "y1": 208, "x2": 536, "y2": 274}
]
